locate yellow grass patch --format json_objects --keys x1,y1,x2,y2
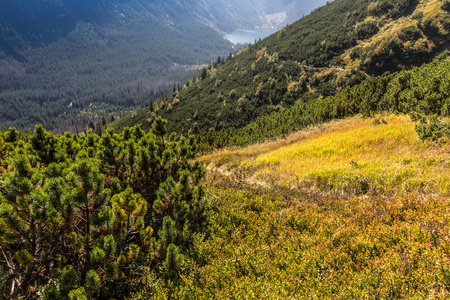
[
  {"x1": 423, "y1": 0, "x2": 443, "y2": 17},
  {"x1": 200, "y1": 115, "x2": 450, "y2": 196}
]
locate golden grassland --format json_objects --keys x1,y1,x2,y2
[
  {"x1": 200, "y1": 115, "x2": 450, "y2": 196},
  {"x1": 173, "y1": 115, "x2": 450, "y2": 298}
]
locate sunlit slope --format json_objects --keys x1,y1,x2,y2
[
  {"x1": 112, "y1": 0, "x2": 450, "y2": 136},
  {"x1": 172, "y1": 115, "x2": 450, "y2": 298},
  {"x1": 200, "y1": 115, "x2": 450, "y2": 195}
]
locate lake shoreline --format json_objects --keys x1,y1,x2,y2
[{"x1": 224, "y1": 28, "x2": 277, "y2": 44}]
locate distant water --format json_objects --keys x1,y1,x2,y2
[{"x1": 225, "y1": 28, "x2": 277, "y2": 44}]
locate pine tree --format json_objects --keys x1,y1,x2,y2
[
  {"x1": 95, "y1": 122, "x2": 103, "y2": 136},
  {"x1": 200, "y1": 67, "x2": 207, "y2": 80},
  {"x1": 4, "y1": 127, "x2": 18, "y2": 143},
  {"x1": 149, "y1": 98, "x2": 154, "y2": 111},
  {"x1": 0, "y1": 121, "x2": 206, "y2": 298}
]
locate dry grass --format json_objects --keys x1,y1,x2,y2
[
  {"x1": 182, "y1": 115, "x2": 450, "y2": 297},
  {"x1": 422, "y1": 0, "x2": 443, "y2": 17},
  {"x1": 200, "y1": 115, "x2": 450, "y2": 196}
]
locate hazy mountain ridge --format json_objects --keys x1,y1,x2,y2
[{"x1": 0, "y1": 0, "x2": 327, "y2": 52}]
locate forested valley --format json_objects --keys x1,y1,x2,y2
[
  {"x1": 0, "y1": 19, "x2": 236, "y2": 133},
  {"x1": 0, "y1": 0, "x2": 330, "y2": 133},
  {"x1": 0, "y1": 20, "x2": 234, "y2": 133}
]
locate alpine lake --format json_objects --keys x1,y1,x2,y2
[{"x1": 225, "y1": 28, "x2": 277, "y2": 44}]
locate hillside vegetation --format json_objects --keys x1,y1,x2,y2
[
  {"x1": 192, "y1": 51, "x2": 450, "y2": 150},
  {"x1": 113, "y1": 50, "x2": 449, "y2": 152},
  {"x1": 112, "y1": 0, "x2": 450, "y2": 137},
  {"x1": 168, "y1": 114, "x2": 450, "y2": 298},
  {"x1": 6, "y1": 113, "x2": 450, "y2": 298}
]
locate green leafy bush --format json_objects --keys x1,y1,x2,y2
[
  {"x1": 397, "y1": 25, "x2": 422, "y2": 41},
  {"x1": 418, "y1": 17, "x2": 442, "y2": 39},
  {"x1": 415, "y1": 116, "x2": 450, "y2": 141},
  {"x1": 368, "y1": 0, "x2": 417, "y2": 18}
]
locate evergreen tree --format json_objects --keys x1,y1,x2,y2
[
  {"x1": 4, "y1": 127, "x2": 18, "y2": 143},
  {"x1": 95, "y1": 122, "x2": 103, "y2": 136},
  {"x1": 0, "y1": 120, "x2": 206, "y2": 299},
  {"x1": 200, "y1": 67, "x2": 207, "y2": 80}
]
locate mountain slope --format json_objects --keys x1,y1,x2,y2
[
  {"x1": 112, "y1": 0, "x2": 450, "y2": 136},
  {"x1": 0, "y1": 0, "x2": 328, "y2": 132},
  {"x1": 3, "y1": 59, "x2": 450, "y2": 299},
  {"x1": 190, "y1": 51, "x2": 450, "y2": 149},
  {"x1": 173, "y1": 114, "x2": 450, "y2": 298}
]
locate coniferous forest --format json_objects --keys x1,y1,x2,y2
[
  {"x1": 0, "y1": 0, "x2": 329, "y2": 133},
  {"x1": 2, "y1": 0, "x2": 450, "y2": 298},
  {"x1": 0, "y1": 20, "x2": 235, "y2": 133}
]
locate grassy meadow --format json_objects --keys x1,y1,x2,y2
[
  {"x1": 200, "y1": 115, "x2": 450, "y2": 196},
  {"x1": 166, "y1": 115, "x2": 450, "y2": 298}
]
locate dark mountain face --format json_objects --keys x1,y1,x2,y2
[
  {"x1": 0, "y1": 0, "x2": 328, "y2": 49},
  {"x1": 1, "y1": 0, "x2": 116, "y2": 47}
]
